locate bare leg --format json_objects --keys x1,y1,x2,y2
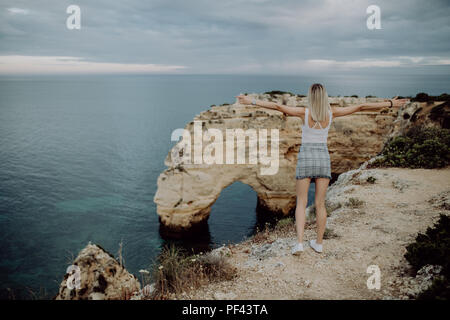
[
  {"x1": 314, "y1": 177, "x2": 330, "y2": 244},
  {"x1": 295, "y1": 178, "x2": 311, "y2": 243}
]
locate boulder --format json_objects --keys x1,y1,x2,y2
[{"x1": 55, "y1": 243, "x2": 140, "y2": 300}]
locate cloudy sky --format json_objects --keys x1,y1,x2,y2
[{"x1": 0, "y1": 0, "x2": 449, "y2": 74}]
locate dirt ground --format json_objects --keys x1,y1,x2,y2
[{"x1": 174, "y1": 167, "x2": 450, "y2": 300}]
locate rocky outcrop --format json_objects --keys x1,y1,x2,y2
[
  {"x1": 385, "y1": 265, "x2": 443, "y2": 300},
  {"x1": 389, "y1": 100, "x2": 450, "y2": 138},
  {"x1": 55, "y1": 243, "x2": 140, "y2": 300},
  {"x1": 153, "y1": 93, "x2": 436, "y2": 234}
]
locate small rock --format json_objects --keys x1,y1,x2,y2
[
  {"x1": 392, "y1": 179, "x2": 410, "y2": 192},
  {"x1": 211, "y1": 245, "x2": 232, "y2": 258},
  {"x1": 142, "y1": 283, "x2": 155, "y2": 297},
  {"x1": 214, "y1": 291, "x2": 237, "y2": 300},
  {"x1": 273, "y1": 261, "x2": 285, "y2": 268},
  {"x1": 130, "y1": 291, "x2": 143, "y2": 300},
  {"x1": 89, "y1": 292, "x2": 106, "y2": 300}
]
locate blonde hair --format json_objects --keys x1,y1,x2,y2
[{"x1": 308, "y1": 83, "x2": 331, "y2": 122}]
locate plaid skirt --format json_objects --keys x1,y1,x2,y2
[{"x1": 296, "y1": 143, "x2": 332, "y2": 180}]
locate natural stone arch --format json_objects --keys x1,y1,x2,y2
[
  {"x1": 154, "y1": 94, "x2": 402, "y2": 234},
  {"x1": 154, "y1": 146, "x2": 299, "y2": 233}
]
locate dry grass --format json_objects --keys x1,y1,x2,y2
[
  {"x1": 117, "y1": 239, "x2": 125, "y2": 267},
  {"x1": 120, "y1": 286, "x2": 135, "y2": 300},
  {"x1": 323, "y1": 228, "x2": 340, "y2": 239},
  {"x1": 307, "y1": 201, "x2": 343, "y2": 221},
  {"x1": 250, "y1": 222, "x2": 273, "y2": 244},
  {"x1": 346, "y1": 197, "x2": 365, "y2": 208},
  {"x1": 249, "y1": 217, "x2": 299, "y2": 246},
  {"x1": 150, "y1": 244, "x2": 237, "y2": 300},
  {"x1": 25, "y1": 286, "x2": 52, "y2": 300},
  {"x1": 273, "y1": 217, "x2": 296, "y2": 236}
]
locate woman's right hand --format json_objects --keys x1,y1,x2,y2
[{"x1": 391, "y1": 96, "x2": 410, "y2": 107}]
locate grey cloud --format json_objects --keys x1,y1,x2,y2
[{"x1": 0, "y1": 0, "x2": 449, "y2": 74}]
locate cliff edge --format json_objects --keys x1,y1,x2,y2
[
  {"x1": 154, "y1": 94, "x2": 427, "y2": 234},
  {"x1": 172, "y1": 159, "x2": 450, "y2": 299}
]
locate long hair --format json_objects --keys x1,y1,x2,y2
[{"x1": 308, "y1": 83, "x2": 331, "y2": 122}]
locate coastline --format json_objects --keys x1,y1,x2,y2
[
  {"x1": 52, "y1": 94, "x2": 450, "y2": 300},
  {"x1": 55, "y1": 156, "x2": 450, "y2": 300}
]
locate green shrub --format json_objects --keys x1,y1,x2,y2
[
  {"x1": 366, "y1": 176, "x2": 376, "y2": 184},
  {"x1": 395, "y1": 96, "x2": 412, "y2": 100},
  {"x1": 264, "y1": 90, "x2": 293, "y2": 96},
  {"x1": 371, "y1": 126, "x2": 450, "y2": 169},
  {"x1": 437, "y1": 93, "x2": 450, "y2": 101},
  {"x1": 414, "y1": 92, "x2": 430, "y2": 102},
  {"x1": 346, "y1": 197, "x2": 364, "y2": 208},
  {"x1": 276, "y1": 217, "x2": 294, "y2": 229},
  {"x1": 417, "y1": 277, "x2": 450, "y2": 300},
  {"x1": 404, "y1": 214, "x2": 450, "y2": 299},
  {"x1": 412, "y1": 92, "x2": 450, "y2": 102},
  {"x1": 405, "y1": 215, "x2": 450, "y2": 273},
  {"x1": 323, "y1": 228, "x2": 340, "y2": 239}
]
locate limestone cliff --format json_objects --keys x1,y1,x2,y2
[{"x1": 154, "y1": 93, "x2": 413, "y2": 234}]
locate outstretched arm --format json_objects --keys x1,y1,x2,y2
[
  {"x1": 332, "y1": 97, "x2": 409, "y2": 117},
  {"x1": 235, "y1": 95, "x2": 305, "y2": 117}
]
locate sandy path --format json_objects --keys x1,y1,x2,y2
[{"x1": 175, "y1": 167, "x2": 450, "y2": 300}]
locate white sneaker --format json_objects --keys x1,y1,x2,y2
[
  {"x1": 309, "y1": 239, "x2": 323, "y2": 253},
  {"x1": 291, "y1": 242, "x2": 304, "y2": 255}
]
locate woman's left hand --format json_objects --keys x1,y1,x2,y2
[{"x1": 236, "y1": 94, "x2": 252, "y2": 105}]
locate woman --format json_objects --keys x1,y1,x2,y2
[{"x1": 236, "y1": 84, "x2": 409, "y2": 255}]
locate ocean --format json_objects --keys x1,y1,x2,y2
[{"x1": 0, "y1": 74, "x2": 448, "y2": 298}]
